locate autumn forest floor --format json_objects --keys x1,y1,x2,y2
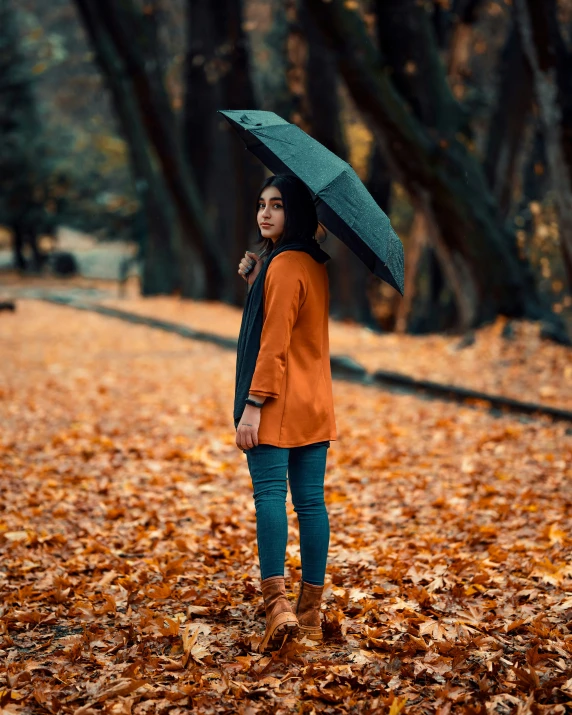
[{"x1": 1, "y1": 278, "x2": 571, "y2": 714}]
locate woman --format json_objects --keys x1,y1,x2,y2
[{"x1": 235, "y1": 174, "x2": 337, "y2": 653}]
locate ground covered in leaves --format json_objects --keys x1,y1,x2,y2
[
  {"x1": 1, "y1": 298, "x2": 571, "y2": 714},
  {"x1": 97, "y1": 291, "x2": 572, "y2": 413},
  {"x1": 3, "y1": 272, "x2": 572, "y2": 411}
]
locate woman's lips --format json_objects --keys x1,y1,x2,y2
[{"x1": 260, "y1": 223, "x2": 273, "y2": 227}]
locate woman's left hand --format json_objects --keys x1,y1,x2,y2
[
  {"x1": 238, "y1": 252, "x2": 263, "y2": 286},
  {"x1": 236, "y1": 405, "x2": 261, "y2": 451}
]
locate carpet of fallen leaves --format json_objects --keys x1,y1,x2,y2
[
  {"x1": 1, "y1": 297, "x2": 572, "y2": 715},
  {"x1": 96, "y1": 294, "x2": 572, "y2": 412},
  {"x1": 3, "y1": 273, "x2": 572, "y2": 410}
]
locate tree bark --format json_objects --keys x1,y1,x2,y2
[
  {"x1": 73, "y1": 0, "x2": 178, "y2": 295},
  {"x1": 514, "y1": 0, "x2": 572, "y2": 291},
  {"x1": 373, "y1": 0, "x2": 474, "y2": 330},
  {"x1": 299, "y1": 0, "x2": 373, "y2": 325},
  {"x1": 246, "y1": 0, "x2": 293, "y2": 120},
  {"x1": 184, "y1": 0, "x2": 263, "y2": 305},
  {"x1": 374, "y1": 0, "x2": 467, "y2": 139},
  {"x1": 76, "y1": 0, "x2": 224, "y2": 299},
  {"x1": 362, "y1": 141, "x2": 393, "y2": 329},
  {"x1": 299, "y1": 3, "x2": 347, "y2": 159},
  {"x1": 394, "y1": 211, "x2": 427, "y2": 333},
  {"x1": 446, "y1": 0, "x2": 486, "y2": 78},
  {"x1": 484, "y1": 20, "x2": 533, "y2": 219},
  {"x1": 304, "y1": 0, "x2": 552, "y2": 330},
  {"x1": 431, "y1": 0, "x2": 485, "y2": 52}
]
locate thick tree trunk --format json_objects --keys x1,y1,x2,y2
[
  {"x1": 375, "y1": 0, "x2": 467, "y2": 139},
  {"x1": 245, "y1": 0, "x2": 292, "y2": 120},
  {"x1": 304, "y1": 0, "x2": 554, "y2": 330},
  {"x1": 445, "y1": 0, "x2": 486, "y2": 79},
  {"x1": 284, "y1": 0, "x2": 311, "y2": 131},
  {"x1": 484, "y1": 21, "x2": 533, "y2": 219},
  {"x1": 184, "y1": 0, "x2": 264, "y2": 305},
  {"x1": 73, "y1": 0, "x2": 178, "y2": 295},
  {"x1": 515, "y1": 0, "x2": 572, "y2": 291},
  {"x1": 299, "y1": 0, "x2": 373, "y2": 325},
  {"x1": 520, "y1": 126, "x2": 549, "y2": 216},
  {"x1": 419, "y1": 0, "x2": 487, "y2": 331},
  {"x1": 431, "y1": 0, "x2": 485, "y2": 52},
  {"x1": 76, "y1": 0, "x2": 223, "y2": 299},
  {"x1": 365, "y1": 141, "x2": 392, "y2": 218},
  {"x1": 299, "y1": 3, "x2": 346, "y2": 159},
  {"x1": 362, "y1": 141, "x2": 393, "y2": 329},
  {"x1": 373, "y1": 0, "x2": 475, "y2": 330},
  {"x1": 394, "y1": 211, "x2": 427, "y2": 333}
]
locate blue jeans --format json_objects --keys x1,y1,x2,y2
[{"x1": 244, "y1": 441, "x2": 330, "y2": 585}]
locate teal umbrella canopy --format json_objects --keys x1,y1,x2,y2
[{"x1": 218, "y1": 108, "x2": 404, "y2": 295}]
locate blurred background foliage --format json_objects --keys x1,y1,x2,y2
[{"x1": 1, "y1": 0, "x2": 571, "y2": 341}]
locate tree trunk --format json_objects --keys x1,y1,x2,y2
[
  {"x1": 374, "y1": 0, "x2": 467, "y2": 139},
  {"x1": 76, "y1": 0, "x2": 224, "y2": 299},
  {"x1": 373, "y1": 0, "x2": 475, "y2": 330},
  {"x1": 431, "y1": 0, "x2": 485, "y2": 52},
  {"x1": 520, "y1": 125, "x2": 549, "y2": 218},
  {"x1": 362, "y1": 141, "x2": 394, "y2": 329},
  {"x1": 446, "y1": 0, "x2": 486, "y2": 79},
  {"x1": 484, "y1": 20, "x2": 533, "y2": 219},
  {"x1": 304, "y1": 0, "x2": 554, "y2": 330},
  {"x1": 184, "y1": 0, "x2": 264, "y2": 305},
  {"x1": 299, "y1": 3, "x2": 346, "y2": 159},
  {"x1": 515, "y1": 0, "x2": 572, "y2": 291},
  {"x1": 413, "y1": 0, "x2": 487, "y2": 331},
  {"x1": 394, "y1": 211, "x2": 427, "y2": 333},
  {"x1": 246, "y1": 0, "x2": 293, "y2": 120},
  {"x1": 299, "y1": 0, "x2": 371, "y2": 325},
  {"x1": 73, "y1": 0, "x2": 178, "y2": 295}
]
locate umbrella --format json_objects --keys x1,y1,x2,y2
[{"x1": 218, "y1": 109, "x2": 404, "y2": 295}]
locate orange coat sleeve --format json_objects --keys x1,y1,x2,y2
[{"x1": 249, "y1": 254, "x2": 308, "y2": 399}]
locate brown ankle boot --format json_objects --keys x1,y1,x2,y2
[
  {"x1": 258, "y1": 576, "x2": 299, "y2": 653},
  {"x1": 295, "y1": 581, "x2": 324, "y2": 641}
]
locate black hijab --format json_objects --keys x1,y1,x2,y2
[{"x1": 234, "y1": 239, "x2": 331, "y2": 429}]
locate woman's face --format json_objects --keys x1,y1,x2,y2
[{"x1": 257, "y1": 186, "x2": 285, "y2": 243}]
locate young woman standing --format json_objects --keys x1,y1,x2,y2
[{"x1": 235, "y1": 174, "x2": 337, "y2": 653}]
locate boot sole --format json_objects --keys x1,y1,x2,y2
[
  {"x1": 298, "y1": 625, "x2": 323, "y2": 641},
  {"x1": 259, "y1": 613, "x2": 300, "y2": 653}
]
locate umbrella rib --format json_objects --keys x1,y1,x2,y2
[{"x1": 253, "y1": 130, "x2": 295, "y2": 145}]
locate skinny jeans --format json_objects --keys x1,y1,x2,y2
[{"x1": 244, "y1": 441, "x2": 330, "y2": 586}]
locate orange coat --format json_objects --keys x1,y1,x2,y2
[{"x1": 249, "y1": 250, "x2": 337, "y2": 447}]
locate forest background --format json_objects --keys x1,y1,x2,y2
[{"x1": 2, "y1": 0, "x2": 572, "y2": 340}]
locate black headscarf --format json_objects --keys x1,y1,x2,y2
[{"x1": 234, "y1": 239, "x2": 331, "y2": 429}]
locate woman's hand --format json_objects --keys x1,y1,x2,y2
[
  {"x1": 236, "y1": 405, "x2": 261, "y2": 451},
  {"x1": 238, "y1": 251, "x2": 263, "y2": 286}
]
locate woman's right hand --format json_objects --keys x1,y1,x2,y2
[{"x1": 238, "y1": 251, "x2": 263, "y2": 286}]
